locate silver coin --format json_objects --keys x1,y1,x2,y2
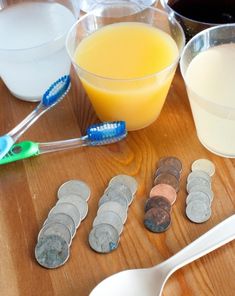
[
  {"x1": 191, "y1": 159, "x2": 215, "y2": 177},
  {"x1": 186, "y1": 200, "x2": 211, "y2": 223},
  {"x1": 57, "y1": 180, "x2": 91, "y2": 201},
  {"x1": 186, "y1": 191, "x2": 211, "y2": 206},
  {"x1": 186, "y1": 177, "x2": 211, "y2": 193},
  {"x1": 88, "y1": 224, "x2": 119, "y2": 253},
  {"x1": 97, "y1": 201, "x2": 128, "y2": 224},
  {"x1": 188, "y1": 184, "x2": 214, "y2": 201},
  {"x1": 187, "y1": 170, "x2": 211, "y2": 184},
  {"x1": 98, "y1": 192, "x2": 128, "y2": 209},
  {"x1": 109, "y1": 175, "x2": 138, "y2": 195},
  {"x1": 35, "y1": 234, "x2": 69, "y2": 269},
  {"x1": 93, "y1": 211, "x2": 123, "y2": 235},
  {"x1": 48, "y1": 202, "x2": 81, "y2": 228},
  {"x1": 38, "y1": 222, "x2": 72, "y2": 246},
  {"x1": 57, "y1": 194, "x2": 88, "y2": 220},
  {"x1": 43, "y1": 213, "x2": 76, "y2": 238},
  {"x1": 105, "y1": 183, "x2": 134, "y2": 205}
]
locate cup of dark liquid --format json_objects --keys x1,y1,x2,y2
[{"x1": 160, "y1": 0, "x2": 235, "y2": 40}]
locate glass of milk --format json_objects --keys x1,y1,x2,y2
[
  {"x1": 180, "y1": 24, "x2": 235, "y2": 158},
  {"x1": 0, "y1": 0, "x2": 79, "y2": 101}
]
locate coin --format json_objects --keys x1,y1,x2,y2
[
  {"x1": 93, "y1": 210, "x2": 123, "y2": 235},
  {"x1": 188, "y1": 184, "x2": 214, "y2": 201},
  {"x1": 187, "y1": 170, "x2": 211, "y2": 184},
  {"x1": 145, "y1": 196, "x2": 172, "y2": 213},
  {"x1": 109, "y1": 175, "x2": 138, "y2": 195},
  {"x1": 150, "y1": 184, "x2": 177, "y2": 205},
  {"x1": 35, "y1": 234, "x2": 69, "y2": 269},
  {"x1": 144, "y1": 207, "x2": 171, "y2": 233},
  {"x1": 105, "y1": 183, "x2": 134, "y2": 205},
  {"x1": 98, "y1": 191, "x2": 128, "y2": 209},
  {"x1": 153, "y1": 173, "x2": 179, "y2": 192},
  {"x1": 155, "y1": 165, "x2": 180, "y2": 180},
  {"x1": 186, "y1": 191, "x2": 211, "y2": 206},
  {"x1": 186, "y1": 177, "x2": 211, "y2": 193},
  {"x1": 88, "y1": 224, "x2": 119, "y2": 253},
  {"x1": 97, "y1": 201, "x2": 127, "y2": 224},
  {"x1": 186, "y1": 200, "x2": 211, "y2": 223},
  {"x1": 57, "y1": 194, "x2": 88, "y2": 220},
  {"x1": 158, "y1": 156, "x2": 182, "y2": 173},
  {"x1": 191, "y1": 159, "x2": 215, "y2": 177},
  {"x1": 57, "y1": 180, "x2": 91, "y2": 201}
]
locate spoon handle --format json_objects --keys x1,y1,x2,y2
[{"x1": 164, "y1": 214, "x2": 235, "y2": 273}]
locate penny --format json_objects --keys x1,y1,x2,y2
[
  {"x1": 186, "y1": 177, "x2": 211, "y2": 193},
  {"x1": 97, "y1": 201, "x2": 127, "y2": 224},
  {"x1": 35, "y1": 234, "x2": 69, "y2": 269},
  {"x1": 150, "y1": 184, "x2": 177, "y2": 205},
  {"x1": 155, "y1": 165, "x2": 180, "y2": 180},
  {"x1": 105, "y1": 183, "x2": 134, "y2": 205},
  {"x1": 186, "y1": 200, "x2": 211, "y2": 223},
  {"x1": 154, "y1": 173, "x2": 179, "y2": 192},
  {"x1": 158, "y1": 156, "x2": 182, "y2": 173},
  {"x1": 109, "y1": 175, "x2": 138, "y2": 195},
  {"x1": 145, "y1": 196, "x2": 172, "y2": 213},
  {"x1": 191, "y1": 159, "x2": 215, "y2": 177},
  {"x1": 57, "y1": 180, "x2": 91, "y2": 201},
  {"x1": 88, "y1": 224, "x2": 119, "y2": 253},
  {"x1": 144, "y1": 207, "x2": 171, "y2": 233},
  {"x1": 93, "y1": 210, "x2": 123, "y2": 235},
  {"x1": 57, "y1": 194, "x2": 88, "y2": 220},
  {"x1": 187, "y1": 170, "x2": 211, "y2": 184},
  {"x1": 98, "y1": 191, "x2": 128, "y2": 209},
  {"x1": 186, "y1": 191, "x2": 211, "y2": 206},
  {"x1": 188, "y1": 184, "x2": 214, "y2": 201}
]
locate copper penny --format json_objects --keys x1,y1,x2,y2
[
  {"x1": 144, "y1": 207, "x2": 171, "y2": 233},
  {"x1": 144, "y1": 196, "x2": 172, "y2": 213},
  {"x1": 155, "y1": 165, "x2": 180, "y2": 180},
  {"x1": 150, "y1": 184, "x2": 177, "y2": 204},
  {"x1": 154, "y1": 173, "x2": 179, "y2": 192},
  {"x1": 158, "y1": 156, "x2": 182, "y2": 173}
]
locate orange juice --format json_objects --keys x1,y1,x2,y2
[{"x1": 74, "y1": 22, "x2": 179, "y2": 130}]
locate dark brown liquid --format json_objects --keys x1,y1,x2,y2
[{"x1": 168, "y1": 0, "x2": 235, "y2": 23}]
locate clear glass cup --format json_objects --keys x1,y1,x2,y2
[
  {"x1": 0, "y1": 0, "x2": 80, "y2": 102},
  {"x1": 66, "y1": 1, "x2": 185, "y2": 131},
  {"x1": 180, "y1": 24, "x2": 235, "y2": 158}
]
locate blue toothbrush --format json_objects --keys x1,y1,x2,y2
[
  {"x1": 0, "y1": 121, "x2": 127, "y2": 165},
  {"x1": 0, "y1": 75, "x2": 71, "y2": 160}
]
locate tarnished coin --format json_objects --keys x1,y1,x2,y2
[
  {"x1": 150, "y1": 184, "x2": 177, "y2": 205},
  {"x1": 186, "y1": 177, "x2": 211, "y2": 193},
  {"x1": 144, "y1": 207, "x2": 171, "y2": 233},
  {"x1": 109, "y1": 175, "x2": 138, "y2": 195},
  {"x1": 191, "y1": 159, "x2": 215, "y2": 177},
  {"x1": 186, "y1": 191, "x2": 211, "y2": 206},
  {"x1": 188, "y1": 184, "x2": 214, "y2": 201},
  {"x1": 97, "y1": 201, "x2": 127, "y2": 224},
  {"x1": 155, "y1": 165, "x2": 180, "y2": 180},
  {"x1": 88, "y1": 224, "x2": 119, "y2": 253},
  {"x1": 105, "y1": 183, "x2": 133, "y2": 205},
  {"x1": 57, "y1": 194, "x2": 88, "y2": 220},
  {"x1": 187, "y1": 170, "x2": 211, "y2": 184},
  {"x1": 158, "y1": 156, "x2": 182, "y2": 173},
  {"x1": 186, "y1": 200, "x2": 211, "y2": 223},
  {"x1": 57, "y1": 180, "x2": 91, "y2": 201},
  {"x1": 154, "y1": 173, "x2": 179, "y2": 192},
  {"x1": 145, "y1": 196, "x2": 172, "y2": 213},
  {"x1": 98, "y1": 191, "x2": 128, "y2": 209},
  {"x1": 93, "y1": 211, "x2": 123, "y2": 235},
  {"x1": 48, "y1": 202, "x2": 81, "y2": 228},
  {"x1": 43, "y1": 213, "x2": 76, "y2": 238},
  {"x1": 35, "y1": 234, "x2": 69, "y2": 269},
  {"x1": 38, "y1": 222, "x2": 72, "y2": 246}
]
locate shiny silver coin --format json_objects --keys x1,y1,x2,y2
[
  {"x1": 88, "y1": 224, "x2": 119, "y2": 253},
  {"x1": 98, "y1": 191, "x2": 128, "y2": 209},
  {"x1": 43, "y1": 213, "x2": 76, "y2": 238},
  {"x1": 191, "y1": 159, "x2": 215, "y2": 177},
  {"x1": 57, "y1": 180, "x2": 91, "y2": 201},
  {"x1": 186, "y1": 191, "x2": 211, "y2": 206},
  {"x1": 188, "y1": 184, "x2": 214, "y2": 201},
  {"x1": 38, "y1": 222, "x2": 72, "y2": 246},
  {"x1": 35, "y1": 234, "x2": 69, "y2": 269},
  {"x1": 105, "y1": 183, "x2": 134, "y2": 205},
  {"x1": 187, "y1": 170, "x2": 211, "y2": 184},
  {"x1": 93, "y1": 211, "x2": 123, "y2": 235},
  {"x1": 186, "y1": 200, "x2": 211, "y2": 223},
  {"x1": 97, "y1": 201, "x2": 128, "y2": 224},
  {"x1": 109, "y1": 175, "x2": 138, "y2": 195},
  {"x1": 57, "y1": 194, "x2": 88, "y2": 220},
  {"x1": 48, "y1": 202, "x2": 81, "y2": 229},
  {"x1": 186, "y1": 177, "x2": 211, "y2": 193}
]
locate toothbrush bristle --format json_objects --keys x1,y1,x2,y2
[{"x1": 42, "y1": 75, "x2": 71, "y2": 107}]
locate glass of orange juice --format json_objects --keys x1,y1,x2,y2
[{"x1": 66, "y1": 0, "x2": 185, "y2": 131}]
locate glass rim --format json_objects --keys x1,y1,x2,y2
[{"x1": 66, "y1": 5, "x2": 185, "y2": 82}]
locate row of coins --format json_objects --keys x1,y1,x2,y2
[
  {"x1": 35, "y1": 180, "x2": 90, "y2": 269},
  {"x1": 89, "y1": 174, "x2": 137, "y2": 253},
  {"x1": 144, "y1": 156, "x2": 182, "y2": 233},
  {"x1": 186, "y1": 159, "x2": 215, "y2": 223}
]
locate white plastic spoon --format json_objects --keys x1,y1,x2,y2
[{"x1": 90, "y1": 214, "x2": 235, "y2": 296}]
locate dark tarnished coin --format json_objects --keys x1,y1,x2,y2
[
  {"x1": 144, "y1": 207, "x2": 171, "y2": 233},
  {"x1": 35, "y1": 234, "x2": 69, "y2": 269},
  {"x1": 150, "y1": 184, "x2": 177, "y2": 205},
  {"x1": 145, "y1": 196, "x2": 172, "y2": 213},
  {"x1": 155, "y1": 165, "x2": 180, "y2": 180},
  {"x1": 154, "y1": 173, "x2": 179, "y2": 192},
  {"x1": 158, "y1": 156, "x2": 182, "y2": 173},
  {"x1": 98, "y1": 191, "x2": 128, "y2": 209},
  {"x1": 105, "y1": 183, "x2": 133, "y2": 205},
  {"x1": 88, "y1": 224, "x2": 119, "y2": 253}
]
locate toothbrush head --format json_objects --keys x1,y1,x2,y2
[
  {"x1": 42, "y1": 75, "x2": 71, "y2": 107},
  {"x1": 86, "y1": 121, "x2": 127, "y2": 145}
]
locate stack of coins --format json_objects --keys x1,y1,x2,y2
[
  {"x1": 186, "y1": 159, "x2": 215, "y2": 223},
  {"x1": 35, "y1": 180, "x2": 90, "y2": 269},
  {"x1": 144, "y1": 156, "x2": 182, "y2": 233},
  {"x1": 89, "y1": 174, "x2": 137, "y2": 253}
]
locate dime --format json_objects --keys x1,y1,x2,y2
[
  {"x1": 158, "y1": 156, "x2": 182, "y2": 173},
  {"x1": 186, "y1": 191, "x2": 211, "y2": 206},
  {"x1": 57, "y1": 180, "x2": 91, "y2": 201},
  {"x1": 187, "y1": 170, "x2": 211, "y2": 184},
  {"x1": 154, "y1": 173, "x2": 179, "y2": 192},
  {"x1": 150, "y1": 184, "x2": 177, "y2": 205},
  {"x1": 145, "y1": 196, "x2": 172, "y2": 213},
  {"x1": 191, "y1": 159, "x2": 215, "y2": 177},
  {"x1": 188, "y1": 184, "x2": 214, "y2": 201},
  {"x1": 155, "y1": 165, "x2": 180, "y2": 180},
  {"x1": 186, "y1": 177, "x2": 211, "y2": 193},
  {"x1": 98, "y1": 192, "x2": 128, "y2": 209},
  {"x1": 35, "y1": 234, "x2": 69, "y2": 269},
  {"x1": 93, "y1": 211, "x2": 123, "y2": 235},
  {"x1": 105, "y1": 183, "x2": 133, "y2": 205},
  {"x1": 88, "y1": 224, "x2": 119, "y2": 253},
  {"x1": 57, "y1": 194, "x2": 88, "y2": 220},
  {"x1": 144, "y1": 207, "x2": 171, "y2": 233},
  {"x1": 186, "y1": 200, "x2": 211, "y2": 223},
  {"x1": 97, "y1": 201, "x2": 128, "y2": 224},
  {"x1": 109, "y1": 175, "x2": 138, "y2": 195}
]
